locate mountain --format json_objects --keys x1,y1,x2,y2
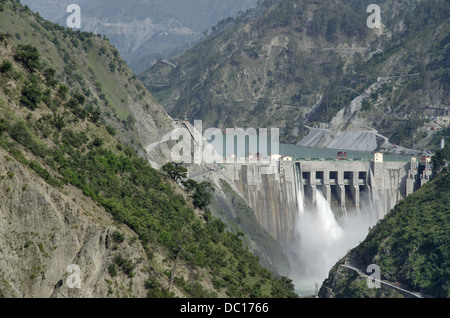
[
  {"x1": 0, "y1": 0, "x2": 296, "y2": 298},
  {"x1": 20, "y1": 0, "x2": 258, "y2": 73},
  {"x1": 140, "y1": 0, "x2": 449, "y2": 153},
  {"x1": 2, "y1": 0, "x2": 177, "y2": 165},
  {"x1": 319, "y1": 143, "x2": 450, "y2": 298}
]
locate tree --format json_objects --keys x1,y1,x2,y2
[
  {"x1": 431, "y1": 141, "x2": 449, "y2": 176},
  {"x1": 168, "y1": 227, "x2": 192, "y2": 293},
  {"x1": 182, "y1": 179, "x2": 215, "y2": 209},
  {"x1": 20, "y1": 80, "x2": 42, "y2": 110},
  {"x1": 123, "y1": 114, "x2": 135, "y2": 130},
  {"x1": 43, "y1": 67, "x2": 56, "y2": 84},
  {"x1": 162, "y1": 162, "x2": 187, "y2": 181},
  {"x1": 14, "y1": 44, "x2": 41, "y2": 73}
]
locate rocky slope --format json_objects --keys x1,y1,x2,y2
[
  {"x1": 0, "y1": 0, "x2": 298, "y2": 298},
  {"x1": 0, "y1": 147, "x2": 152, "y2": 298},
  {"x1": 21, "y1": 0, "x2": 258, "y2": 73},
  {"x1": 141, "y1": 0, "x2": 449, "y2": 152}
]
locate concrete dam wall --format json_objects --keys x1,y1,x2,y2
[
  {"x1": 222, "y1": 162, "x2": 299, "y2": 246},
  {"x1": 223, "y1": 155, "x2": 430, "y2": 247}
]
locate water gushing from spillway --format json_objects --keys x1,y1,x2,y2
[{"x1": 289, "y1": 187, "x2": 380, "y2": 296}]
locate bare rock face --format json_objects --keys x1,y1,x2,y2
[{"x1": 0, "y1": 148, "x2": 150, "y2": 298}]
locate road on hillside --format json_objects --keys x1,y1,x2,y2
[{"x1": 340, "y1": 262, "x2": 428, "y2": 298}]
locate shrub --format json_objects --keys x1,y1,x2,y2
[
  {"x1": 114, "y1": 254, "x2": 135, "y2": 278},
  {"x1": 43, "y1": 67, "x2": 57, "y2": 86},
  {"x1": 0, "y1": 118, "x2": 7, "y2": 135},
  {"x1": 0, "y1": 60, "x2": 13, "y2": 73},
  {"x1": 105, "y1": 125, "x2": 116, "y2": 136},
  {"x1": 62, "y1": 130, "x2": 88, "y2": 148},
  {"x1": 90, "y1": 137, "x2": 103, "y2": 148},
  {"x1": 112, "y1": 231, "x2": 125, "y2": 243},
  {"x1": 57, "y1": 84, "x2": 68, "y2": 100},
  {"x1": 123, "y1": 114, "x2": 135, "y2": 130},
  {"x1": 108, "y1": 263, "x2": 117, "y2": 277},
  {"x1": 52, "y1": 113, "x2": 65, "y2": 131},
  {"x1": 361, "y1": 99, "x2": 371, "y2": 111},
  {"x1": 20, "y1": 80, "x2": 42, "y2": 110},
  {"x1": 9, "y1": 121, "x2": 45, "y2": 157}
]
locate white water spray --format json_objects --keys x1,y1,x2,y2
[{"x1": 290, "y1": 189, "x2": 379, "y2": 295}]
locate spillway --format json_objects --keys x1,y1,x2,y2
[{"x1": 220, "y1": 154, "x2": 431, "y2": 294}]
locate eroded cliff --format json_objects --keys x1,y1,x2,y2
[{"x1": 0, "y1": 147, "x2": 153, "y2": 297}]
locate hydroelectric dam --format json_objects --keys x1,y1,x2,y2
[
  {"x1": 220, "y1": 152, "x2": 431, "y2": 247},
  {"x1": 174, "y1": 123, "x2": 434, "y2": 293}
]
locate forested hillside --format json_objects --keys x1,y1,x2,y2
[{"x1": 0, "y1": 0, "x2": 297, "y2": 298}]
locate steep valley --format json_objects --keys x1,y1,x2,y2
[
  {"x1": 1, "y1": 0, "x2": 449, "y2": 300},
  {"x1": 0, "y1": 0, "x2": 297, "y2": 298}
]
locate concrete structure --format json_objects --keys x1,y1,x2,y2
[
  {"x1": 298, "y1": 157, "x2": 409, "y2": 218},
  {"x1": 271, "y1": 154, "x2": 282, "y2": 161},
  {"x1": 222, "y1": 161, "x2": 298, "y2": 246},
  {"x1": 222, "y1": 152, "x2": 432, "y2": 247},
  {"x1": 373, "y1": 152, "x2": 383, "y2": 163}
]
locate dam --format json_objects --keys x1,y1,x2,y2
[
  {"x1": 221, "y1": 152, "x2": 432, "y2": 247},
  {"x1": 217, "y1": 150, "x2": 432, "y2": 292},
  {"x1": 176, "y1": 124, "x2": 434, "y2": 293}
]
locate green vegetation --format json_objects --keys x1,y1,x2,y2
[
  {"x1": 0, "y1": 0, "x2": 170, "y2": 156},
  {"x1": 0, "y1": 60, "x2": 13, "y2": 73},
  {"x1": 431, "y1": 140, "x2": 450, "y2": 176},
  {"x1": 14, "y1": 44, "x2": 42, "y2": 73},
  {"x1": 113, "y1": 254, "x2": 135, "y2": 278},
  {"x1": 161, "y1": 162, "x2": 188, "y2": 181},
  {"x1": 323, "y1": 144, "x2": 449, "y2": 297},
  {"x1": 182, "y1": 179, "x2": 215, "y2": 210},
  {"x1": 356, "y1": 172, "x2": 449, "y2": 297},
  {"x1": 20, "y1": 78, "x2": 42, "y2": 111},
  {"x1": 0, "y1": 0, "x2": 297, "y2": 298},
  {"x1": 112, "y1": 231, "x2": 125, "y2": 244}
]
